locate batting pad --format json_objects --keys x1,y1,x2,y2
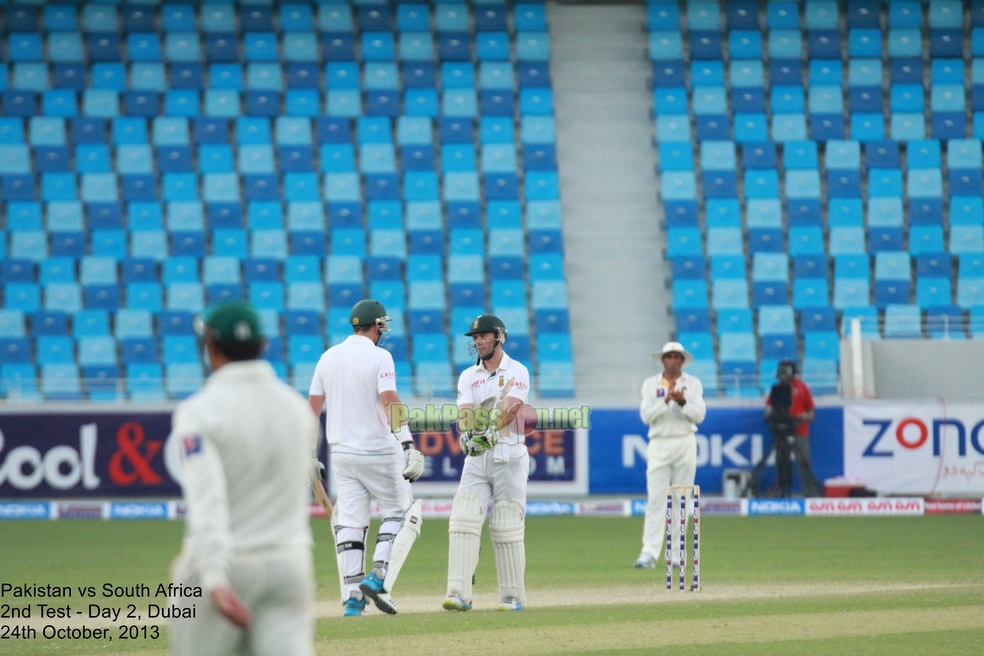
[
  {"x1": 335, "y1": 525, "x2": 367, "y2": 601},
  {"x1": 383, "y1": 499, "x2": 422, "y2": 593},
  {"x1": 372, "y1": 515, "x2": 402, "y2": 576},
  {"x1": 447, "y1": 493, "x2": 484, "y2": 602},
  {"x1": 490, "y1": 501, "x2": 526, "y2": 604}
]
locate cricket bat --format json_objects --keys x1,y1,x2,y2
[{"x1": 310, "y1": 465, "x2": 334, "y2": 518}]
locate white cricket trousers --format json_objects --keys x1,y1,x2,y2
[
  {"x1": 457, "y1": 446, "x2": 530, "y2": 508},
  {"x1": 170, "y1": 546, "x2": 314, "y2": 656},
  {"x1": 331, "y1": 449, "x2": 414, "y2": 598},
  {"x1": 642, "y1": 434, "x2": 697, "y2": 560}
]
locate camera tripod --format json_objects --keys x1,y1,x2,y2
[{"x1": 740, "y1": 422, "x2": 822, "y2": 498}]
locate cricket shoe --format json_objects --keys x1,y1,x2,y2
[
  {"x1": 633, "y1": 553, "x2": 656, "y2": 569},
  {"x1": 359, "y1": 572, "x2": 397, "y2": 615},
  {"x1": 498, "y1": 597, "x2": 524, "y2": 611},
  {"x1": 442, "y1": 593, "x2": 473, "y2": 611},
  {"x1": 342, "y1": 596, "x2": 367, "y2": 617}
]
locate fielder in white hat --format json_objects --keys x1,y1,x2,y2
[{"x1": 634, "y1": 341, "x2": 706, "y2": 569}]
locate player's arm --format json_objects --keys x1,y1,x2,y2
[
  {"x1": 640, "y1": 379, "x2": 670, "y2": 425},
  {"x1": 380, "y1": 389, "x2": 408, "y2": 440},
  {"x1": 308, "y1": 394, "x2": 325, "y2": 418},
  {"x1": 172, "y1": 408, "x2": 252, "y2": 628},
  {"x1": 381, "y1": 390, "x2": 423, "y2": 482},
  {"x1": 501, "y1": 370, "x2": 530, "y2": 430},
  {"x1": 379, "y1": 360, "x2": 424, "y2": 481},
  {"x1": 502, "y1": 395, "x2": 523, "y2": 425},
  {"x1": 307, "y1": 356, "x2": 327, "y2": 418},
  {"x1": 680, "y1": 378, "x2": 707, "y2": 424}
]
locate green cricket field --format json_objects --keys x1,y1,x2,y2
[{"x1": 1, "y1": 514, "x2": 982, "y2": 654}]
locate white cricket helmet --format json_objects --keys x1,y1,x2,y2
[{"x1": 653, "y1": 341, "x2": 694, "y2": 367}]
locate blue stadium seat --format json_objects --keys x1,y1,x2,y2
[
  {"x1": 792, "y1": 277, "x2": 830, "y2": 308},
  {"x1": 39, "y1": 363, "x2": 81, "y2": 400},
  {"x1": 29, "y1": 311, "x2": 67, "y2": 338},
  {"x1": 712, "y1": 280, "x2": 749, "y2": 310},
  {"x1": 717, "y1": 307, "x2": 754, "y2": 334},
  {"x1": 882, "y1": 305, "x2": 921, "y2": 338},
  {"x1": 916, "y1": 277, "x2": 952, "y2": 308},
  {"x1": 803, "y1": 331, "x2": 840, "y2": 360},
  {"x1": 926, "y1": 305, "x2": 965, "y2": 339},
  {"x1": 758, "y1": 304, "x2": 796, "y2": 335}
]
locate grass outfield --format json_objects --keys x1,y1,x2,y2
[{"x1": 1, "y1": 515, "x2": 982, "y2": 654}]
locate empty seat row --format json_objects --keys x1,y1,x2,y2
[
  {"x1": 0, "y1": 4, "x2": 549, "y2": 35},
  {"x1": 653, "y1": 58, "x2": 984, "y2": 90},
  {"x1": 0, "y1": 87, "x2": 556, "y2": 119},
  {"x1": 0, "y1": 61, "x2": 551, "y2": 94},
  {"x1": 649, "y1": 1, "x2": 977, "y2": 32},
  {"x1": 0, "y1": 116, "x2": 557, "y2": 147},
  {"x1": 3, "y1": 31, "x2": 550, "y2": 64}
]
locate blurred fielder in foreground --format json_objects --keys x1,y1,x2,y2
[
  {"x1": 170, "y1": 300, "x2": 319, "y2": 656},
  {"x1": 308, "y1": 300, "x2": 424, "y2": 617},
  {"x1": 445, "y1": 314, "x2": 531, "y2": 612},
  {"x1": 635, "y1": 342, "x2": 706, "y2": 570}
]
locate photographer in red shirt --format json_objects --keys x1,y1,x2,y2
[{"x1": 764, "y1": 360, "x2": 822, "y2": 497}]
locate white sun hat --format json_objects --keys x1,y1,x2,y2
[{"x1": 652, "y1": 341, "x2": 694, "y2": 367}]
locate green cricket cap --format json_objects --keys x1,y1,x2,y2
[
  {"x1": 198, "y1": 300, "x2": 262, "y2": 346},
  {"x1": 465, "y1": 314, "x2": 507, "y2": 336},
  {"x1": 350, "y1": 299, "x2": 389, "y2": 326}
]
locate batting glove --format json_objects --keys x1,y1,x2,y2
[
  {"x1": 402, "y1": 443, "x2": 424, "y2": 481},
  {"x1": 313, "y1": 458, "x2": 327, "y2": 481},
  {"x1": 459, "y1": 431, "x2": 487, "y2": 457},
  {"x1": 471, "y1": 423, "x2": 498, "y2": 451}
]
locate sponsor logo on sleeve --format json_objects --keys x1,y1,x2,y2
[
  {"x1": 182, "y1": 434, "x2": 201, "y2": 457},
  {"x1": 380, "y1": 371, "x2": 395, "y2": 379}
]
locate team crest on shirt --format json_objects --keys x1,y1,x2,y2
[
  {"x1": 498, "y1": 376, "x2": 504, "y2": 387},
  {"x1": 183, "y1": 434, "x2": 202, "y2": 456},
  {"x1": 656, "y1": 388, "x2": 666, "y2": 398}
]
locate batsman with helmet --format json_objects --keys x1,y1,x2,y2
[
  {"x1": 307, "y1": 300, "x2": 425, "y2": 617},
  {"x1": 445, "y1": 314, "x2": 532, "y2": 612}
]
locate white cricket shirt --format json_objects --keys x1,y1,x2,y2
[
  {"x1": 309, "y1": 334, "x2": 399, "y2": 454},
  {"x1": 640, "y1": 371, "x2": 707, "y2": 439},
  {"x1": 170, "y1": 360, "x2": 319, "y2": 592},
  {"x1": 457, "y1": 352, "x2": 530, "y2": 447}
]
